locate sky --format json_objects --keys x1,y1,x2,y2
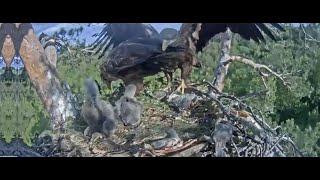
[
  {"x1": 0, "y1": 23, "x2": 182, "y2": 70},
  {"x1": 32, "y1": 23, "x2": 301, "y2": 45},
  {"x1": 3, "y1": 23, "x2": 301, "y2": 70},
  {"x1": 32, "y1": 23, "x2": 182, "y2": 45}
]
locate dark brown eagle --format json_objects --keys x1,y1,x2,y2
[{"x1": 90, "y1": 23, "x2": 285, "y2": 95}]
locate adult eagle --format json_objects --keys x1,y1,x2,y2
[{"x1": 90, "y1": 23, "x2": 285, "y2": 95}]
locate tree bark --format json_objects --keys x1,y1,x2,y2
[
  {"x1": 44, "y1": 45, "x2": 58, "y2": 68},
  {"x1": 209, "y1": 28, "x2": 232, "y2": 96},
  {"x1": 0, "y1": 23, "x2": 79, "y2": 130}
]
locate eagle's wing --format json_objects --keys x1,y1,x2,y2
[
  {"x1": 104, "y1": 41, "x2": 163, "y2": 73},
  {"x1": 90, "y1": 23, "x2": 160, "y2": 59},
  {"x1": 179, "y1": 23, "x2": 285, "y2": 53}
]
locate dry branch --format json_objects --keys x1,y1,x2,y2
[
  {"x1": 225, "y1": 56, "x2": 290, "y2": 88},
  {"x1": 153, "y1": 139, "x2": 198, "y2": 156},
  {"x1": 264, "y1": 133, "x2": 286, "y2": 156},
  {"x1": 186, "y1": 81, "x2": 302, "y2": 157},
  {"x1": 205, "y1": 81, "x2": 273, "y2": 137},
  {"x1": 209, "y1": 29, "x2": 289, "y2": 95},
  {"x1": 169, "y1": 143, "x2": 206, "y2": 157},
  {"x1": 210, "y1": 29, "x2": 232, "y2": 94},
  {"x1": 239, "y1": 90, "x2": 269, "y2": 100}
]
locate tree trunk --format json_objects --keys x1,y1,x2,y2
[
  {"x1": 44, "y1": 45, "x2": 58, "y2": 68},
  {"x1": 1, "y1": 23, "x2": 79, "y2": 130},
  {"x1": 209, "y1": 28, "x2": 232, "y2": 96}
]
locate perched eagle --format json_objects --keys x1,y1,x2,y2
[{"x1": 90, "y1": 23, "x2": 285, "y2": 95}]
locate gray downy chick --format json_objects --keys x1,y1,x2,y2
[
  {"x1": 81, "y1": 78, "x2": 118, "y2": 137},
  {"x1": 114, "y1": 84, "x2": 144, "y2": 127},
  {"x1": 213, "y1": 121, "x2": 233, "y2": 157}
]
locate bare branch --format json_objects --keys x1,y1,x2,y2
[
  {"x1": 265, "y1": 133, "x2": 286, "y2": 156},
  {"x1": 153, "y1": 139, "x2": 198, "y2": 156},
  {"x1": 210, "y1": 29, "x2": 233, "y2": 94},
  {"x1": 301, "y1": 24, "x2": 307, "y2": 50},
  {"x1": 300, "y1": 24, "x2": 318, "y2": 54},
  {"x1": 204, "y1": 82, "x2": 269, "y2": 137},
  {"x1": 231, "y1": 139, "x2": 240, "y2": 157},
  {"x1": 81, "y1": 48, "x2": 97, "y2": 53},
  {"x1": 281, "y1": 137, "x2": 304, "y2": 157},
  {"x1": 306, "y1": 38, "x2": 320, "y2": 44},
  {"x1": 224, "y1": 56, "x2": 290, "y2": 89},
  {"x1": 239, "y1": 90, "x2": 269, "y2": 100},
  {"x1": 169, "y1": 143, "x2": 206, "y2": 157},
  {"x1": 301, "y1": 25, "x2": 316, "y2": 40},
  {"x1": 261, "y1": 77, "x2": 268, "y2": 89}
]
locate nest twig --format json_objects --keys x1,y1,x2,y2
[{"x1": 184, "y1": 82, "x2": 303, "y2": 157}]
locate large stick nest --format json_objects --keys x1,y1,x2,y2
[
  {"x1": 19, "y1": 82, "x2": 303, "y2": 157},
  {"x1": 0, "y1": 76, "x2": 300, "y2": 157}
]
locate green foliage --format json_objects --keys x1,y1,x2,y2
[
  {"x1": 52, "y1": 24, "x2": 320, "y2": 156},
  {"x1": 195, "y1": 24, "x2": 320, "y2": 156},
  {"x1": 0, "y1": 77, "x2": 50, "y2": 145},
  {"x1": 7, "y1": 24, "x2": 320, "y2": 155}
]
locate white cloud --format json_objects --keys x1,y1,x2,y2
[
  {"x1": 32, "y1": 23, "x2": 182, "y2": 45},
  {"x1": 36, "y1": 23, "x2": 87, "y2": 35}
]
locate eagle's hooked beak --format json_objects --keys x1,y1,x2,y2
[
  {"x1": 162, "y1": 39, "x2": 176, "y2": 51},
  {"x1": 194, "y1": 61, "x2": 202, "y2": 68},
  {"x1": 105, "y1": 81, "x2": 113, "y2": 93},
  {"x1": 192, "y1": 57, "x2": 202, "y2": 68}
]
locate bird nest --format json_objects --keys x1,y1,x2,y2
[{"x1": 26, "y1": 83, "x2": 303, "y2": 157}]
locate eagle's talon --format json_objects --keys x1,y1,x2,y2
[
  {"x1": 162, "y1": 72, "x2": 173, "y2": 92},
  {"x1": 175, "y1": 79, "x2": 188, "y2": 94}
]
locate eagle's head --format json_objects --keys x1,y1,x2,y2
[
  {"x1": 160, "y1": 28, "x2": 179, "y2": 51},
  {"x1": 100, "y1": 66, "x2": 118, "y2": 91}
]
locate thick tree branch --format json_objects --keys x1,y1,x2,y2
[
  {"x1": 14, "y1": 24, "x2": 79, "y2": 130},
  {"x1": 210, "y1": 28, "x2": 232, "y2": 95},
  {"x1": 209, "y1": 28, "x2": 289, "y2": 95}
]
